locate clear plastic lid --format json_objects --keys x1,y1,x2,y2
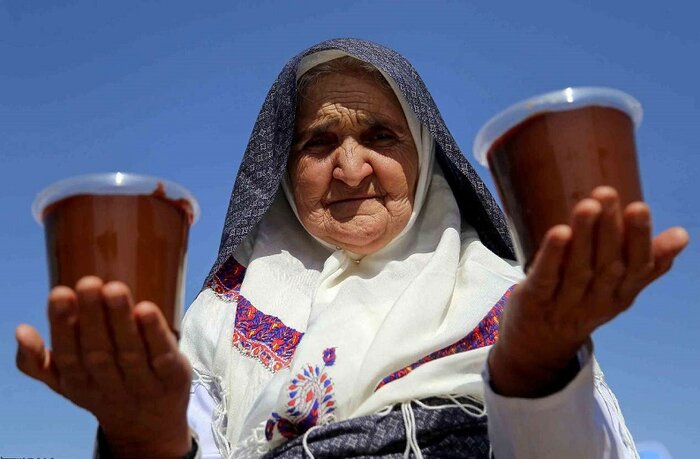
[
  {"x1": 32, "y1": 172, "x2": 201, "y2": 225},
  {"x1": 472, "y1": 87, "x2": 643, "y2": 167}
]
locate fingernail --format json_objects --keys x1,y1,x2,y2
[{"x1": 674, "y1": 227, "x2": 690, "y2": 242}]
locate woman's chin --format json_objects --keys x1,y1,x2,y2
[
  {"x1": 307, "y1": 213, "x2": 407, "y2": 254},
  {"x1": 327, "y1": 226, "x2": 390, "y2": 254},
  {"x1": 339, "y1": 240, "x2": 384, "y2": 255}
]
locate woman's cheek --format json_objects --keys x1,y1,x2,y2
[
  {"x1": 381, "y1": 148, "x2": 417, "y2": 193},
  {"x1": 293, "y1": 159, "x2": 331, "y2": 209},
  {"x1": 378, "y1": 167, "x2": 414, "y2": 202}
]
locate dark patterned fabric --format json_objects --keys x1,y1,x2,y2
[
  {"x1": 206, "y1": 256, "x2": 247, "y2": 301},
  {"x1": 262, "y1": 399, "x2": 491, "y2": 459},
  {"x1": 203, "y1": 38, "x2": 514, "y2": 287}
]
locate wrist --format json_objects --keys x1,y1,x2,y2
[
  {"x1": 100, "y1": 421, "x2": 192, "y2": 459},
  {"x1": 488, "y1": 341, "x2": 581, "y2": 398}
]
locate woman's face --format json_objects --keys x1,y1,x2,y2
[{"x1": 288, "y1": 71, "x2": 419, "y2": 255}]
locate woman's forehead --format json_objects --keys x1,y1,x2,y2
[{"x1": 296, "y1": 72, "x2": 408, "y2": 129}]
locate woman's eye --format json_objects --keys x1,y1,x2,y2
[
  {"x1": 304, "y1": 134, "x2": 334, "y2": 149},
  {"x1": 366, "y1": 129, "x2": 396, "y2": 145}
]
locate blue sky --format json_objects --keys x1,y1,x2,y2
[{"x1": 1, "y1": 1, "x2": 698, "y2": 457}]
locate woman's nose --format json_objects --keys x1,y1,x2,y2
[{"x1": 332, "y1": 138, "x2": 373, "y2": 186}]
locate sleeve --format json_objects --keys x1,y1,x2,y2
[
  {"x1": 186, "y1": 368, "x2": 227, "y2": 458},
  {"x1": 482, "y1": 344, "x2": 640, "y2": 459},
  {"x1": 179, "y1": 289, "x2": 235, "y2": 459}
]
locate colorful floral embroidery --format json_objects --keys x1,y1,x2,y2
[
  {"x1": 375, "y1": 285, "x2": 515, "y2": 391},
  {"x1": 233, "y1": 297, "x2": 304, "y2": 372},
  {"x1": 207, "y1": 257, "x2": 304, "y2": 372},
  {"x1": 265, "y1": 348, "x2": 337, "y2": 441}
]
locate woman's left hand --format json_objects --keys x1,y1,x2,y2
[{"x1": 488, "y1": 186, "x2": 689, "y2": 398}]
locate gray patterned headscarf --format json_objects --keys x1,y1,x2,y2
[{"x1": 205, "y1": 38, "x2": 514, "y2": 286}]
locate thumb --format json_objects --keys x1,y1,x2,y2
[
  {"x1": 15, "y1": 324, "x2": 61, "y2": 393},
  {"x1": 647, "y1": 227, "x2": 690, "y2": 283}
]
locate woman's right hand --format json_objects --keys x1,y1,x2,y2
[
  {"x1": 489, "y1": 188, "x2": 688, "y2": 398},
  {"x1": 15, "y1": 276, "x2": 193, "y2": 459}
]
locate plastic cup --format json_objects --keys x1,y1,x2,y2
[
  {"x1": 473, "y1": 87, "x2": 644, "y2": 269},
  {"x1": 33, "y1": 173, "x2": 200, "y2": 333}
]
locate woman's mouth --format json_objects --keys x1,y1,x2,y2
[{"x1": 328, "y1": 196, "x2": 380, "y2": 206}]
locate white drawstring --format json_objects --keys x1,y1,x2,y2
[
  {"x1": 302, "y1": 424, "x2": 322, "y2": 458},
  {"x1": 401, "y1": 401, "x2": 424, "y2": 459},
  {"x1": 375, "y1": 404, "x2": 394, "y2": 417},
  {"x1": 446, "y1": 394, "x2": 486, "y2": 418},
  {"x1": 413, "y1": 394, "x2": 487, "y2": 418}
]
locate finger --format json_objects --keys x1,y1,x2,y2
[
  {"x1": 48, "y1": 286, "x2": 88, "y2": 388},
  {"x1": 15, "y1": 324, "x2": 60, "y2": 392},
  {"x1": 590, "y1": 187, "x2": 625, "y2": 297},
  {"x1": 646, "y1": 227, "x2": 690, "y2": 283},
  {"x1": 623, "y1": 202, "x2": 653, "y2": 267},
  {"x1": 617, "y1": 203, "x2": 653, "y2": 300},
  {"x1": 76, "y1": 276, "x2": 112, "y2": 351},
  {"x1": 522, "y1": 225, "x2": 571, "y2": 301},
  {"x1": 102, "y1": 282, "x2": 160, "y2": 395},
  {"x1": 75, "y1": 277, "x2": 125, "y2": 396},
  {"x1": 557, "y1": 199, "x2": 600, "y2": 305},
  {"x1": 135, "y1": 302, "x2": 190, "y2": 389}
]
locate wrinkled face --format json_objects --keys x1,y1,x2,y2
[{"x1": 288, "y1": 71, "x2": 419, "y2": 255}]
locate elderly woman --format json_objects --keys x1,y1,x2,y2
[{"x1": 16, "y1": 39, "x2": 688, "y2": 458}]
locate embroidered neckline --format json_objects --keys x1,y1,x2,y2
[
  {"x1": 375, "y1": 285, "x2": 515, "y2": 391},
  {"x1": 207, "y1": 257, "x2": 304, "y2": 372}
]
